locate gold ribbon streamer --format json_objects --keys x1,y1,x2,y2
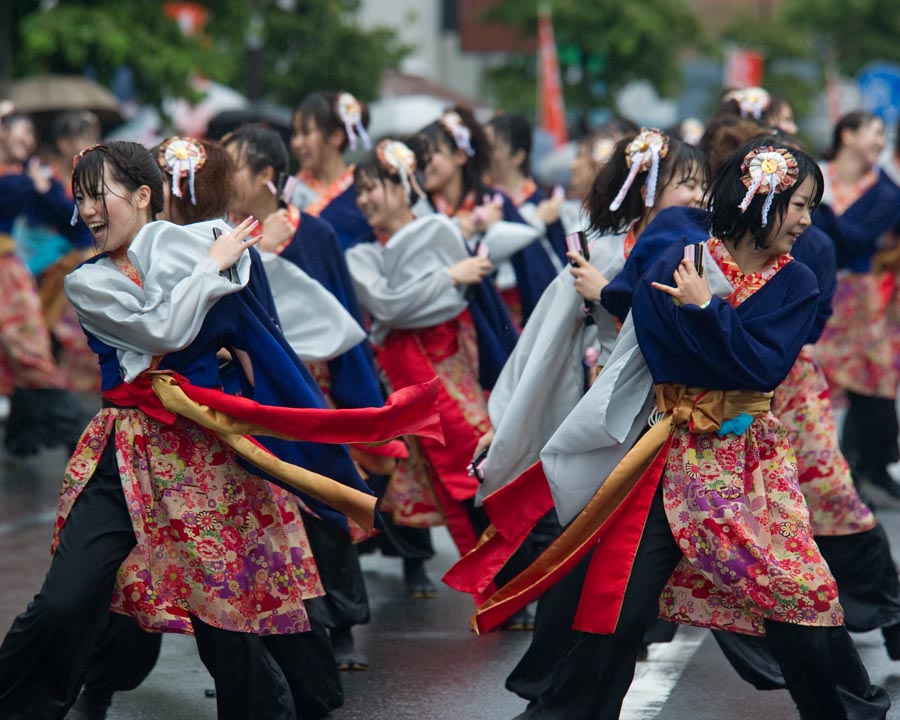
[
  {"x1": 150, "y1": 374, "x2": 378, "y2": 533},
  {"x1": 474, "y1": 384, "x2": 773, "y2": 632},
  {"x1": 0, "y1": 233, "x2": 16, "y2": 257}
]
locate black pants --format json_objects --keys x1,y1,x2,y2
[
  {"x1": 713, "y1": 522, "x2": 900, "y2": 691},
  {"x1": 841, "y1": 391, "x2": 900, "y2": 485},
  {"x1": 302, "y1": 511, "x2": 370, "y2": 631},
  {"x1": 0, "y1": 438, "x2": 295, "y2": 720},
  {"x1": 525, "y1": 486, "x2": 890, "y2": 720},
  {"x1": 83, "y1": 611, "x2": 343, "y2": 719}
]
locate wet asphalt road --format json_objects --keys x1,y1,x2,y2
[{"x1": 2, "y1": 442, "x2": 900, "y2": 719}]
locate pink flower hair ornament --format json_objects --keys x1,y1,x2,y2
[
  {"x1": 157, "y1": 137, "x2": 207, "y2": 206},
  {"x1": 376, "y1": 139, "x2": 423, "y2": 200},
  {"x1": 439, "y1": 112, "x2": 475, "y2": 157},
  {"x1": 724, "y1": 86, "x2": 771, "y2": 120},
  {"x1": 336, "y1": 92, "x2": 372, "y2": 152},
  {"x1": 609, "y1": 128, "x2": 669, "y2": 212},
  {"x1": 738, "y1": 145, "x2": 798, "y2": 227}
]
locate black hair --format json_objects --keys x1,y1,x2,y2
[
  {"x1": 412, "y1": 106, "x2": 490, "y2": 211},
  {"x1": 708, "y1": 137, "x2": 823, "y2": 250},
  {"x1": 587, "y1": 135, "x2": 709, "y2": 235},
  {"x1": 353, "y1": 141, "x2": 420, "y2": 207},
  {"x1": 52, "y1": 111, "x2": 100, "y2": 144},
  {"x1": 72, "y1": 141, "x2": 165, "y2": 226},
  {"x1": 824, "y1": 110, "x2": 881, "y2": 160},
  {"x1": 0, "y1": 113, "x2": 32, "y2": 131},
  {"x1": 761, "y1": 96, "x2": 791, "y2": 125},
  {"x1": 293, "y1": 92, "x2": 370, "y2": 154},
  {"x1": 605, "y1": 116, "x2": 640, "y2": 137},
  {"x1": 487, "y1": 113, "x2": 533, "y2": 175},
  {"x1": 221, "y1": 123, "x2": 289, "y2": 186}
]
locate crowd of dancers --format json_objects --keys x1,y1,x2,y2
[{"x1": 0, "y1": 84, "x2": 899, "y2": 720}]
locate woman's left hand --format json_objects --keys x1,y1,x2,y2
[
  {"x1": 651, "y1": 259, "x2": 712, "y2": 307},
  {"x1": 208, "y1": 216, "x2": 261, "y2": 271},
  {"x1": 568, "y1": 252, "x2": 608, "y2": 302}
]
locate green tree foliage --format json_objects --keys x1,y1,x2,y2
[
  {"x1": 483, "y1": 0, "x2": 706, "y2": 122},
  {"x1": 9, "y1": 1, "x2": 213, "y2": 106},
  {"x1": 222, "y1": 0, "x2": 408, "y2": 105},
  {"x1": 781, "y1": 0, "x2": 900, "y2": 76},
  {"x1": 7, "y1": 0, "x2": 406, "y2": 107}
]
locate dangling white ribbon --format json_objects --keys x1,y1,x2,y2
[{"x1": 172, "y1": 159, "x2": 183, "y2": 199}]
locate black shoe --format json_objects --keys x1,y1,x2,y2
[
  {"x1": 502, "y1": 608, "x2": 535, "y2": 631},
  {"x1": 331, "y1": 627, "x2": 369, "y2": 671},
  {"x1": 882, "y1": 623, "x2": 900, "y2": 660},
  {"x1": 66, "y1": 686, "x2": 113, "y2": 720},
  {"x1": 403, "y1": 558, "x2": 437, "y2": 599}
]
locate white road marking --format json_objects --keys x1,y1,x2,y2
[{"x1": 621, "y1": 627, "x2": 705, "y2": 719}]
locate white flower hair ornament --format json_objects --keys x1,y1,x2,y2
[
  {"x1": 376, "y1": 139, "x2": 423, "y2": 200},
  {"x1": 157, "y1": 137, "x2": 207, "y2": 206},
  {"x1": 336, "y1": 92, "x2": 372, "y2": 151},
  {"x1": 724, "y1": 87, "x2": 771, "y2": 120},
  {"x1": 439, "y1": 112, "x2": 475, "y2": 157},
  {"x1": 609, "y1": 129, "x2": 669, "y2": 211},
  {"x1": 738, "y1": 146, "x2": 798, "y2": 227},
  {"x1": 592, "y1": 138, "x2": 616, "y2": 165}
]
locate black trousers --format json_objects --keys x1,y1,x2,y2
[
  {"x1": 525, "y1": 486, "x2": 890, "y2": 720},
  {"x1": 0, "y1": 437, "x2": 295, "y2": 720},
  {"x1": 713, "y1": 521, "x2": 900, "y2": 691},
  {"x1": 841, "y1": 391, "x2": 900, "y2": 485},
  {"x1": 302, "y1": 510, "x2": 370, "y2": 631},
  {"x1": 83, "y1": 611, "x2": 343, "y2": 719}
]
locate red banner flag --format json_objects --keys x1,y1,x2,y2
[
  {"x1": 723, "y1": 47, "x2": 765, "y2": 89},
  {"x1": 537, "y1": 5, "x2": 567, "y2": 148}
]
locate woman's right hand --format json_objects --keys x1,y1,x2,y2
[
  {"x1": 208, "y1": 216, "x2": 261, "y2": 271},
  {"x1": 651, "y1": 258, "x2": 712, "y2": 307},
  {"x1": 449, "y1": 256, "x2": 494, "y2": 286}
]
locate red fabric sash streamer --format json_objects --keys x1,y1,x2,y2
[
  {"x1": 878, "y1": 272, "x2": 896, "y2": 312},
  {"x1": 572, "y1": 447, "x2": 668, "y2": 633},
  {"x1": 350, "y1": 440, "x2": 409, "y2": 460},
  {"x1": 443, "y1": 463, "x2": 554, "y2": 596},
  {"x1": 103, "y1": 371, "x2": 445, "y2": 447},
  {"x1": 376, "y1": 321, "x2": 481, "y2": 502},
  {"x1": 375, "y1": 316, "x2": 487, "y2": 556},
  {"x1": 472, "y1": 434, "x2": 674, "y2": 635}
]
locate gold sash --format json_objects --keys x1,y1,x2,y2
[
  {"x1": 150, "y1": 374, "x2": 378, "y2": 532},
  {"x1": 473, "y1": 383, "x2": 773, "y2": 633}
]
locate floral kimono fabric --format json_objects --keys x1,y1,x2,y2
[
  {"x1": 773, "y1": 346, "x2": 875, "y2": 536},
  {"x1": 54, "y1": 408, "x2": 321, "y2": 636},
  {"x1": 658, "y1": 240, "x2": 843, "y2": 636}
]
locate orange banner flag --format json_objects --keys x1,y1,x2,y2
[{"x1": 537, "y1": 4, "x2": 568, "y2": 148}]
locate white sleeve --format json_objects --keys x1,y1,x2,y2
[{"x1": 479, "y1": 221, "x2": 541, "y2": 263}]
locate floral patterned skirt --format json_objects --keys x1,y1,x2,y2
[
  {"x1": 815, "y1": 272, "x2": 900, "y2": 398},
  {"x1": 0, "y1": 252, "x2": 64, "y2": 394},
  {"x1": 53, "y1": 408, "x2": 322, "y2": 635},
  {"x1": 379, "y1": 312, "x2": 490, "y2": 526},
  {"x1": 659, "y1": 415, "x2": 844, "y2": 636},
  {"x1": 773, "y1": 347, "x2": 875, "y2": 536}
]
